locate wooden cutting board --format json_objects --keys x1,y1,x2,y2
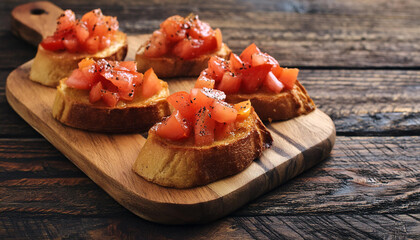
[{"x1": 6, "y1": 2, "x2": 335, "y2": 224}]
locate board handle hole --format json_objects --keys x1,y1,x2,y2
[{"x1": 31, "y1": 8, "x2": 47, "y2": 15}]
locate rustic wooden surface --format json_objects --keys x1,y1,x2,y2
[{"x1": 0, "y1": 0, "x2": 419, "y2": 239}]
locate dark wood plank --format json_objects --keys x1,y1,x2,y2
[
  {"x1": 1, "y1": 136, "x2": 418, "y2": 217},
  {"x1": 239, "y1": 136, "x2": 420, "y2": 216},
  {"x1": 0, "y1": 214, "x2": 418, "y2": 239}
]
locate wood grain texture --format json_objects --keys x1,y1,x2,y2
[
  {"x1": 0, "y1": 214, "x2": 418, "y2": 239},
  {"x1": 1, "y1": 136, "x2": 418, "y2": 218},
  {"x1": 5, "y1": 57, "x2": 334, "y2": 223},
  {"x1": 11, "y1": 1, "x2": 63, "y2": 46}
]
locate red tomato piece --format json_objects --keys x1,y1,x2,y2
[
  {"x1": 240, "y1": 64, "x2": 272, "y2": 93},
  {"x1": 66, "y1": 69, "x2": 91, "y2": 90},
  {"x1": 278, "y1": 68, "x2": 298, "y2": 90},
  {"x1": 167, "y1": 91, "x2": 195, "y2": 120},
  {"x1": 85, "y1": 36, "x2": 100, "y2": 54},
  {"x1": 195, "y1": 70, "x2": 215, "y2": 89},
  {"x1": 101, "y1": 90, "x2": 119, "y2": 107},
  {"x1": 92, "y1": 22, "x2": 109, "y2": 37},
  {"x1": 217, "y1": 71, "x2": 241, "y2": 94},
  {"x1": 251, "y1": 52, "x2": 279, "y2": 68},
  {"x1": 89, "y1": 81, "x2": 103, "y2": 103},
  {"x1": 99, "y1": 36, "x2": 111, "y2": 51},
  {"x1": 74, "y1": 24, "x2": 89, "y2": 43},
  {"x1": 207, "y1": 56, "x2": 228, "y2": 82},
  {"x1": 172, "y1": 38, "x2": 203, "y2": 60},
  {"x1": 56, "y1": 10, "x2": 76, "y2": 33},
  {"x1": 160, "y1": 15, "x2": 186, "y2": 42},
  {"x1": 40, "y1": 36, "x2": 65, "y2": 51},
  {"x1": 142, "y1": 68, "x2": 162, "y2": 98},
  {"x1": 214, "y1": 28, "x2": 223, "y2": 50},
  {"x1": 229, "y1": 53, "x2": 244, "y2": 72},
  {"x1": 189, "y1": 17, "x2": 213, "y2": 39},
  {"x1": 264, "y1": 71, "x2": 284, "y2": 93},
  {"x1": 156, "y1": 110, "x2": 191, "y2": 140},
  {"x1": 63, "y1": 35, "x2": 79, "y2": 53},
  {"x1": 116, "y1": 61, "x2": 137, "y2": 72},
  {"x1": 240, "y1": 43, "x2": 261, "y2": 65},
  {"x1": 215, "y1": 122, "x2": 235, "y2": 141},
  {"x1": 190, "y1": 88, "x2": 215, "y2": 112},
  {"x1": 144, "y1": 30, "x2": 168, "y2": 58},
  {"x1": 82, "y1": 9, "x2": 101, "y2": 33},
  {"x1": 272, "y1": 65, "x2": 283, "y2": 78},
  {"x1": 194, "y1": 107, "x2": 216, "y2": 146},
  {"x1": 211, "y1": 100, "x2": 238, "y2": 123}
]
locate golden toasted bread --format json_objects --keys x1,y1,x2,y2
[
  {"x1": 135, "y1": 43, "x2": 231, "y2": 78},
  {"x1": 225, "y1": 81, "x2": 316, "y2": 122},
  {"x1": 133, "y1": 110, "x2": 273, "y2": 188},
  {"x1": 30, "y1": 31, "x2": 128, "y2": 87},
  {"x1": 52, "y1": 78, "x2": 170, "y2": 133}
]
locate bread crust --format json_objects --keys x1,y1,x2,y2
[
  {"x1": 225, "y1": 80, "x2": 316, "y2": 122},
  {"x1": 133, "y1": 110, "x2": 273, "y2": 188},
  {"x1": 135, "y1": 43, "x2": 231, "y2": 78},
  {"x1": 52, "y1": 79, "x2": 171, "y2": 133},
  {"x1": 30, "y1": 31, "x2": 128, "y2": 87}
]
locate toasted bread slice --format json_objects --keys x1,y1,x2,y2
[
  {"x1": 225, "y1": 80, "x2": 316, "y2": 122},
  {"x1": 30, "y1": 31, "x2": 128, "y2": 87},
  {"x1": 133, "y1": 110, "x2": 273, "y2": 188},
  {"x1": 52, "y1": 78, "x2": 171, "y2": 133},
  {"x1": 135, "y1": 43, "x2": 231, "y2": 78}
]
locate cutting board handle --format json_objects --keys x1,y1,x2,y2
[{"x1": 11, "y1": 1, "x2": 63, "y2": 46}]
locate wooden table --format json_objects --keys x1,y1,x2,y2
[{"x1": 1, "y1": 0, "x2": 419, "y2": 239}]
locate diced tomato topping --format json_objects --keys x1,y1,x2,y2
[
  {"x1": 67, "y1": 58, "x2": 156, "y2": 106},
  {"x1": 278, "y1": 68, "x2": 298, "y2": 90},
  {"x1": 143, "y1": 14, "x2": 222, "y2": 59},
  {"x1": 40, "y1": 36, "x2": 65, "y2": 51},
  {"x1": 194, "y1": 43, "x2": 298, "y2": 94},
  {"x1": 207, "y1": 56, "x2": 228, "y2": 82},
  {"x1": 172, "y1": 38, "x2": 203, "y2": 60},
  {"x1": 167, "y1": 91, "x2": 195, "y2": 120},
  {"x1": 217, "y1": 71, "x2": 242, "y2": 94},
  {"x1": 194, "y1": 107, "x2": 216, "y2": 146},
  {"x1": 240, "y1": 64, "x2": 272, "y2": 93},
  {"x1": 142, "y1": 68, "x2": 162, "y2": 98},
  {"x1": 159, "y1": 86, "x2": 251, "y2": 145},
  {"x1": 117, "y1": 61, "x2": 137, "y2": 72},
  {"x1": 156, "y1": 110, "x2": 191, "y2": 140},
  {"x1": 101, "y1": 90, "x2": 119, "y2": 107},
  {"x1": 190, "y1": 88, "x2": 215, "y2": 112},
  {"x1": 215, "y1": 122, "x2": 235, "y2": 141},
  {"x1": 143, "y1": 30, "x2": 168, "y2": 58},
  {"x1": 66, "y1": 69, "x2": 92, "y2": 90},
  {"x1": 211, "y1": 100, "x2": 238, "y2": 123},
  {"x1": 160, "y1": 15, "x2": 186, "y2": 42},
  {"x1": 214, "y1": 28, "x2": 223, "y2": 50},
  {"x1": 40, "y1": 9, "x2": 119, "y2": 54},
  {"x1": 234, "y1": 100, "x2": 252, "y2": 121},
  {"x1": 263, "y1": 71, "x2": 284, "y2": 93},
  {"x1": 271, "y1": 65, "x2": 283, "y2": 78},
  {"x1": 229, "y1": 53, "x2": 244, "y2": 72},
  {"x1": 89, "y1": 81, "x2": 103, "y2": 103},
  {"x1": 240, "y1": 43, "x2": 261, "y2": 65},
  {"x1": 195, "y1": 70, "x2": 215, "y2": 89}
]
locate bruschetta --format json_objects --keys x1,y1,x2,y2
[
  {"x1": 30, "y1": 9, "x2": 128, "y2": 87},
  {"x1": 194, "y1": 43, "x2": 316, "y2": 121},
  {"x1": 133, "y1": 88, "x2": 273, "y2": 188},
  {"x1": 135, "y1": 14, "x2": 231, "y2": 78},
  {"x1": 52, "y1": 59, "x2": 170, "y2": 133}
]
